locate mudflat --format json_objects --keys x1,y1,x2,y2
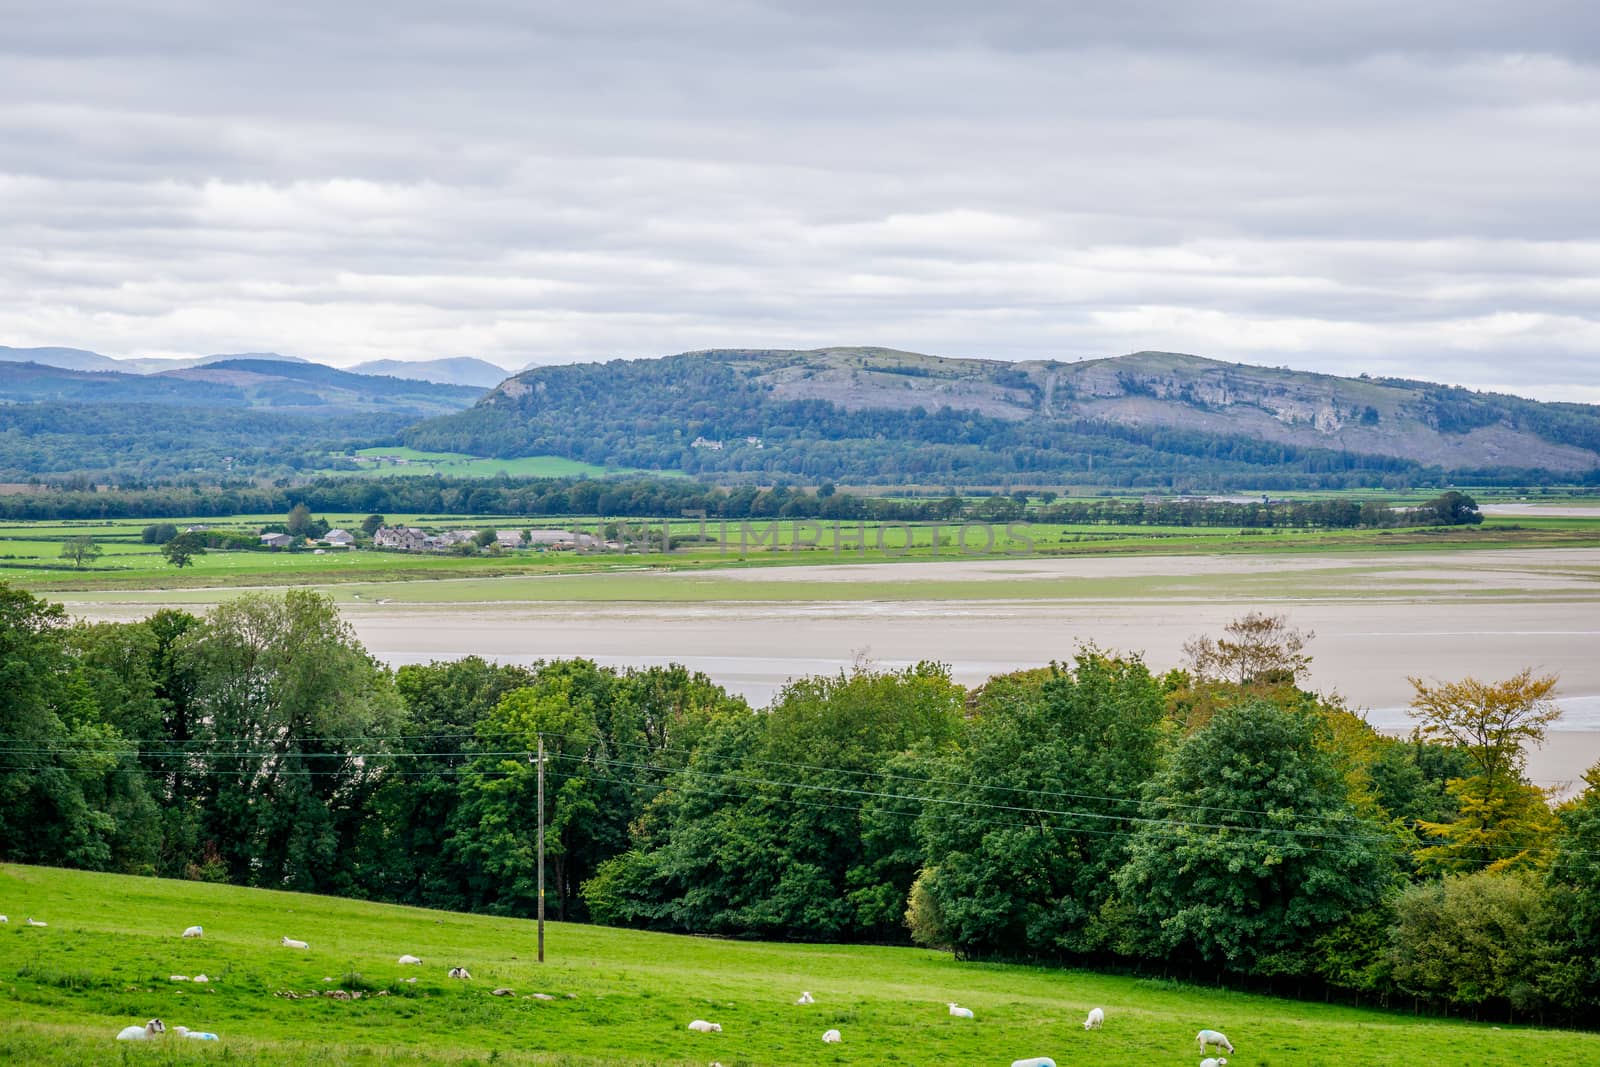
[{"x1": 66, "y1": 546, "x2": 1600, "y2": 794}]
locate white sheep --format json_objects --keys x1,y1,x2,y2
[
  {"x1": 948, "y1": 1002, "x2": 974, "y2": 1019},
  {"x1": 687, "y1": 1019, "x2": 722, "y2": 1033},
  {"x1": 115, "y1": 1019, "x2": 166, "y2": 1041},
  {"x1": 796, "y1": 991, "x2": 815, "y2": 1004},
  {"x1": 173, "y1": 1026, "x2": 220, "y2": 1041},
  {"x1": 193, "y1": 975, "x2": 209, "y2": 983},
  {"x1": 448, "y1": 967, "x2": 472, "y2": 979},
  {"x1": 1084, "y1": 1006, "x2": 1104, "y2": 1030},
  {"x1": 182, "y1": 925, "x2": 204, "y2": 938},
  {"x1": 281, "y1": 936, "x2": 308, "y2": 950},
  {"x1": 1201, "y1": 1059, "x2": 1228, "y2": 1067},
  {"x1": 1197, "y1": 1030, "x2": 1234, "y2": 1054},
  {"x1": 822, "y1": 1029, "x2": 841, "y2": 1043},
  {"x1": 1009, "y1": 1059, "x2": 1056, "y2": 1067},
  {"x1": 0, "y1": 915, "x2": 7, "y2": 923},
  {"x1": 170, "y1": 975, "x2": 190, "y2": 982},
  {"x1": 26, "y1": 917, "x2": 47, "y2": 927},
  {"x1": 397, "y1": 954, "x2": 422, "y2": 965}
]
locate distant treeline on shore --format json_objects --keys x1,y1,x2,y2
[{"x1": 0, "y1": 473, "x2": 1485, "y2": 530}]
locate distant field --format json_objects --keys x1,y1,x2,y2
[
  {"x1": 329, "y1": 447, "x2": 661, "y2": 479},
  {"x1": 5, "y1": 504, "x2": 1600, "y2": 596},
  {"x1": 2, "y1": 863, "x2": 1592, "y2": 1067}
]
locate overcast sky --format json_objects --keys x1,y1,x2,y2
[{"x1": 3, "y1": 1, "x2": 1598, "y2": 399}]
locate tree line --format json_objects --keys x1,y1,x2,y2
[
  {"x1": 0, "y1": 470, "x2": 1485, "y2": 532},
  {"x1": 2, "y1": 585, "x2": 1596, "y2": 1024}
]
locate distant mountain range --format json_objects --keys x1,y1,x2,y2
[
  {"x1": 348, "y1": 357, "x2": 510, "y2": 389},
  {"x1": 404, "y1": 347, "x2": 1600, "y2": 487},
  {"x1": 0, "y1": 346, "x2": 509, "y2": 388},
  {"x1": 7, "y1": 343, "x2": 1600, "y2": 490},
  {"x1": 0, "y1": 356, "x2": 485, "y2": 416}
]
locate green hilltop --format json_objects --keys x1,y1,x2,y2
[
  {"x1": 403, "y1": 347, "x2": 1600, "y2": 488},
  {"x1": 2, "y1": 863, "x2": 1593, "y2": 1067}
]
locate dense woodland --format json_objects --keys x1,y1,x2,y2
[
  {"x1": 0, "y1": 470, "x2": 1487, "y2": 531},
  {"x1": 4, "y1": 584, "x2": 1597, "y2": 1024},
  {"x1": 0, "y1": 403, "x2": 405, "y2": 484}
]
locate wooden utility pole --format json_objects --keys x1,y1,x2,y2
[{"x1": 536, "y1": 734, "x2": 546, "y2": 963}]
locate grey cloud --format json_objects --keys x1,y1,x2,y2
[{"x1": 1, "y1": 1, "x2": 1597, "y2": 398}]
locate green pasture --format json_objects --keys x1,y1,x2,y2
[
  {"x1": 1, "y1": 864, "x2": 1592, "y2": 1067},
  {"x1": 324, "y1": 448, "x2": 666, "y2": 480},
  {"x1": 5, "y1": 510, "x2": 1600, "y2": 597}
]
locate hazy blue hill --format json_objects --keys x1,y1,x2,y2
[
  {"x1": 350, "y1": 356, "x2": 510, "y2": 388},
  {"x1": 0, "y1": 345, "x2": 124, "y2": 372}
]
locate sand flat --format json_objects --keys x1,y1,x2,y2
[{"x1": 66, "y1": 546, "x2": 1600, "y2": 796}]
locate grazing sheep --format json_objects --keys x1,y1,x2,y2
[
  {"x1": 1197, "y1": 1030, "x2": 1234, "y2": 1054},
  {"x1": 1200, "y1": 1058, "x2": 1228, "y2": 1067},
  {"x1": 796, "y1": 991, "x2": 815, "y2": 1004},
  {"x1": 397, "y1": 954, "x2": 423, "y2": 965},
  {"x1": 1084, "y1": 1007, "x2": 1104, "y2": 1030},
  {"x1": 182, "y1": 925, "x2": 203, "y2": 938},
  {"x1": 193, "y1": 975, "x2": 209, "y2": 983},
  {"x1": 281, "y1": 936, "x2": 308, "y2": 950},
  {"x1": 492, "y1": 988, "x2": 514, "y2": 997},
  {"x1": 822, "y1": 1029, "x2": 841, "y2": 1043},
  {"x1": 25, "y1": 918, "x2": 47, "y2": 927},
  {"x1": 173, "y1": 1027, "x2": 220, "y2": 1041},
  {"x1": 948, "y1": 1002, "x2": 974, "y2": 1019},
  {"x1": 687, "y1": 1020, "x2": 722, "y2": 1033},
  {"x1": 170, "y1": 975, "x2": 190, "y2": 982},
  {"x1": 402, "y1": 977, "x2": 418, "y2": 984},
  {"x1": 0, "y1": 915, "x2": 7, "y2": 923},
  {"x1": 115, "y1": 1019, "x2": 166, "y2": 1041},
  {"x1": 1009, "y1": 1059, "x2": 1056, "y2": 1067},
  {"x1": 448, "y1": 967, "x2": 472, "y2": 979},
  {"x1": 531, "y1": 993, "x2": 554, "y2": 1000}
]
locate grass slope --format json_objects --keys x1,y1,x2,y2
[{"x1": 1, "y1": 864, "x2": 1593, "y2": 1066}]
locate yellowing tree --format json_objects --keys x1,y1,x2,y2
[{"x1": 1407, "y1": 669, "x2": 1561, "y2": 873}]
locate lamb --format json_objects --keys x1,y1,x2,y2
[
  {"x1": 0, "y1": 915, "x2": 7, "y2": 923},
  {"x1": 796, "y1": 991, "x2": 815, "y2": 1004},
  {"x1": 397, "y1": 954, "x2": 423, "y2": 965},
  {"x1": 821, "y1": 1029, "x2": 841, "y2": 1043},
  {"x1": 1201, "y1": 1058, "x2": 1228, "y2": 1067},
  {"x1": 947, "y1": 1002, "x2": 974, "y2": 1019},
  {"x1": 26, "y1": 917, "x2": 47, "y2": 927},
  {"x1": 1084, "y1": 1006, "x2": 1104, "y2": 1030},
  {"x1": 1197, "y1": 1030, "x2": 1234, "y2": 1054},
  {"x1": 173, "y1": 1027, "x2": 220, "y2": 1041},
  {"x1": 1009, "y1": 1059, "x2": 1056, "y2": 1067},
  {"x1": 280, "y1": 936, "x2": 308, "y2": 949},
  {"x1": 115, "y1": 1019, "x2": 166, "y2": 1041},
  {"x1": 448, "y1": 967, "x2": 472, "y2": 979},
  {"x1": 182, "y1": 925, "x2": 204, "y2": 938},
  {"x1": 687, "y1": 1020, "x2": 722, "y2": 1033}
]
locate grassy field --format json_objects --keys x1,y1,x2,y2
[
  {"x1": 1, "y1": 864, "x2": 1592, "y2": 1067},
  {"x1": 325, "y1": 448, "x2": 666, "y2": 480},
  {"x1": 4, "y1": 501, "x2": 1600, "y2": 597}
]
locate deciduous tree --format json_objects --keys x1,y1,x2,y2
[{"x1": 1408, "y1": 670, "x2": 1561, "y2": 872}]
